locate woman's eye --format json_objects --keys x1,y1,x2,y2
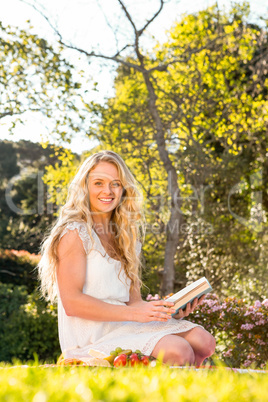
[{"x1": 94, "y1": 181, "x2": 121, "y2": 187}]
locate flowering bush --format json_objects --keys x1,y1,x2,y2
[
  {"x1": 146, "y1": 294, "x2": 161, "y2": 301},
  {"x1": 0, "y1": 249, "x2": 40, "y2": 264},
  {"x1": 146, "y1": 293, "x2": 268, "y2": 368},
  {"x1": 0, "y1": 249, "x2": 40, "y2": 293}
]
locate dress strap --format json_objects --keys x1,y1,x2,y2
[{"x1": 60, "y1": 222, "x2": 92, "y2": 254}]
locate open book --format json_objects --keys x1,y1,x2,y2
[{"x1": 165, "y1": 277, "x2": 212, "y2": 316}]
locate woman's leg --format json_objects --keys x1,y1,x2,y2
[
  {"x1": 176, "y1": 327, "x2": 216, "y2": 366},
  {"x1": 151, "y1": 334, "x2": 195, "y2": 366}
]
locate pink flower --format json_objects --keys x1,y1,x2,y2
[
  {"x1": 255, "y1": 320, "x2": 265, "y2": 325},
  {"x1": 256, "y1": 339, "x2": 266, "y2": 346},
  {"x1": 256, "y1": 312, "x2": 264, "y2": 317},
  {"x1": 243, "y1": 360, "x2": 252, "y2": 367},
  {"x1": 254, "y1": 300, "x2": 262, "y2": 308},
  {"x1": 223, "y1": 349, "x2": 233, "y2": 357},
  {"x1": 237, "y1": 333, "x2": 243, "y2": 339},
  {"x1": 147, "y1": 294, "x2": 161, "y2": 301},
  {"x1": 211, "y1": 305, "x2": 221, "y2": 312},
  {"x1": 241, "y1": 323, "x2": 254, "y2": 330},
  {"x1": 262, "y1": 299, "x2": 268, "y2": 307},
  {"x1": 244, "y1": 311, "x2": 253, "y2": 316}
]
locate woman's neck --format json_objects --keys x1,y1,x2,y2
[{"x1": 92, "y1": 217, "x2": 113, "y2": 237}]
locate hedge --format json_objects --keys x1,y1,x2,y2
[{"x1": 0, "y1": 283, "x2": 59, "y2": 363}]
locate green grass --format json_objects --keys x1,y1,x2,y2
[{"x1": 0, "y1": 363, "x2": 267, "y2": 401}]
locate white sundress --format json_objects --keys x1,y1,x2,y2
[{"x1": 57, "y1": 222, "x2": 201, "y2": 360}]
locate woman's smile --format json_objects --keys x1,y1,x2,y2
[{"x1": 98, "y1": 197, "x2": 114, "y2": 204}]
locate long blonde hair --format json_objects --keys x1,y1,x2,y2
[{"x1": 38, "y1": 150, "x2": 145, "y2": 302}]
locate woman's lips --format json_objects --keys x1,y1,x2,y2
[{"x1": 98, "y1": 198, "x2": 114, "y2": 204}]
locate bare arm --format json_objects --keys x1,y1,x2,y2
[
  {"x1": 126, "y1": 281, "x2": 143, "y2": 305},
  {"x1": 56, "y1": 230, "x2": 175, "y2": 322},
  {"x1": 57, "y1": 230, "x2": 132, "y2": 321}
]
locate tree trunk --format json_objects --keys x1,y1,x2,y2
[
  {"x1": 36, "y1": 0, "x2": 185, "y2": 294},
  {"x1": 142, "y1": 71, "x2": 182, "y2": 295}
]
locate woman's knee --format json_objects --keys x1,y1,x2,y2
[
  {"x1": 193, "y1": 327, "x2": 216, "y2": 357},
  {"x1": 152, "y1": 335, "x2": 195, "y2": 366},
  {"x1": 180, "y1": 327, "x2": 216, "y2": 358},
  {"x1": 171, "y1": 342, "x2": 195, "y2": 366},
  {"x1": 204, "y1": 333, "x2": 216, "y2": 357}
]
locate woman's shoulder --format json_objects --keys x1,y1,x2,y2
[{"x1": 60, "y1": 221, "x2": 93, "y2": 254}]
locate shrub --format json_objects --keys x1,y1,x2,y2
[
  {"x1": 190, "y1": 295, "x2": 268, "y2": 368},
  {"x1": 0, "y1": 283, "x2": 59, "y2": 363},
  {"x1": 147, "y1": 293, "x2": 268, "y2": 368},
  {"x1": 0, "y1": 249, "x2": 40, "y2": 293}
]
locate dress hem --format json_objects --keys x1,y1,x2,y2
[{"x1": 63, "y1": 321, "x2": 203, "y2": 360}]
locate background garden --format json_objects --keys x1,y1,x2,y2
[{"x1": 0, "y1": 0, "x2": 267, "y2": 373}]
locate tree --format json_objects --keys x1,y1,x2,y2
[
  {"x1": 24, "y1": 0, "x2": 206, "y2": 294},
  {"x1": 0, "y1": 142, "x2": 20, "y2": 187},
  {"x1": 0, "y1": 140, "x2": 80, "y2": 253},
  {"x1": 0, "y1": 21, "x2": 86, "y2": 140},
  {"x1": 24, "y1": 1, "x2": 268, "y2": 296},
  {"x1": 88, "y1": 4, "x2": 268, "y2": 298}
]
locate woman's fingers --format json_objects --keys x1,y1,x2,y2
[
  {"x1": 153, "y1": 306, "x2": 176, "y2": 314},
  {"x1": 145, "y1": 297, "x2": 205, "y2": 321},
  {"x1": 151, "y1": 309, "x2": 176, "y2": 318},
  {"x1": 177, "y1": 309, "x2": 185, "y2": 319},
  {"x1": 151, "y1": 300, "x2": 176, "y2": 315},
  {"x1": 148, "y1": 301, "x2": 176, "y2": 321},
  {"x1": 171, "y1": 296, "x2": 207, "y2": 320},
  {"x1": 174, "y1": 302, "x2": 190, "y2": 318},
  {"x1": 190, "y1": 297, "x2": 199, "y2": 312},
  {"x1": 185, "y1": 302, "x2": 192, "y2": 315},
  {"x1": 198, "y1": 294, "x2": 206, "y2": 304},
  {"x1": 173, "y1": 306, "x2": 186, "y2": 319},
  {"x1": 152, "y1": 300, "x2": 174, "y2": 308}
]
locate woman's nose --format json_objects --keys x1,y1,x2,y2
[{"x1": 102, "y1": 183, "x2": 113, "y2": 194}]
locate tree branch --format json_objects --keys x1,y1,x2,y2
[
  {"x1": 117, "y1": 0, "x2": 145, "y2": 65},
  {"x1": 139, "y1": 0, "x2": 165, "y2": 37},
  {"x1": 96, "y1": 0, "x2": 120, "y2": 51},
  {"x1": 57, "y1": 42, "x2": 145, "y2": 72},
  {"x1": 117, "y1": 0, "x2": 138, "y2": 34},
  {"x1": 19, "y1": 0, "x2": 64, "y2": 42}
]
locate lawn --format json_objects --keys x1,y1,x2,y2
[{"x1": 1, "y1": 363, "x2": 267, "y2": 401}]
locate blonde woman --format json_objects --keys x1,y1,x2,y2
[{"x1": 38, "y1": 150, "x2": 215, "y2": 366}]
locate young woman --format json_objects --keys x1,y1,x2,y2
[{"x1": 38, "y1": 150, "x2": 215, "y2": 366}]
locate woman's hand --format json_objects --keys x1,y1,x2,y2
[
  {"x1": 129, "y1": 300, "x2": 176, "y2": 323},
  {"x1": 172, "y1": 295, "x2": 206, "y2": 320}
]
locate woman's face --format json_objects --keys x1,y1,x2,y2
[{"x1": 88, "y1": 161, "x2": 124, "y2": 215}]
